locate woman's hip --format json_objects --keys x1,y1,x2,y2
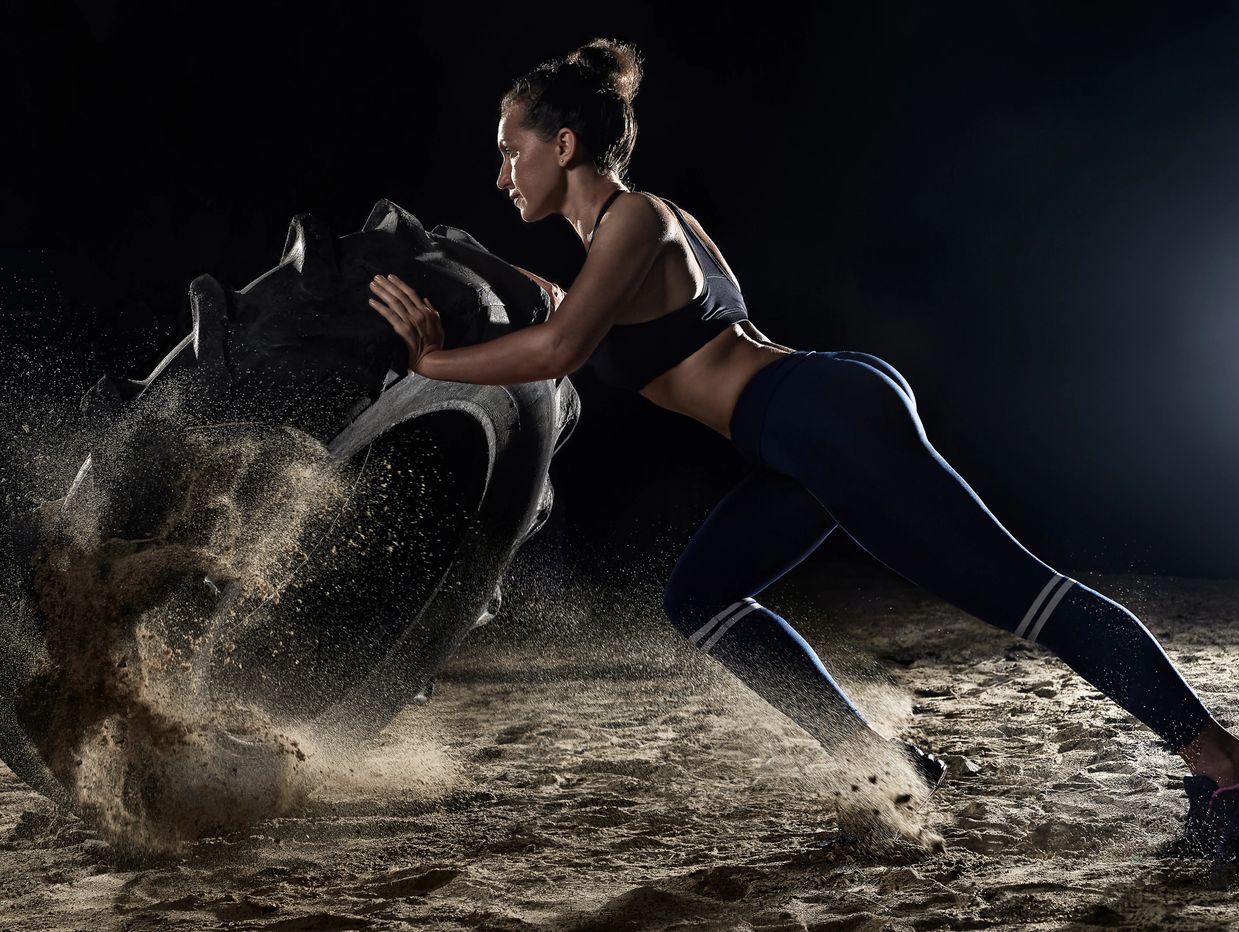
[{"x1": 729, "y1": 349, "x2": 923, "y2": 471}]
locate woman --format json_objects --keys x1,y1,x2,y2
[{"x1": 370, "y1": 38, "x2": 1239, "y2": 858}]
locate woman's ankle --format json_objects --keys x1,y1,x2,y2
[{"x1": 1179, "y1": 719, "x2": 1239, "y2": 785}]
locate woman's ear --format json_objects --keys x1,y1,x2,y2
[{"x1": 556, "y1": 127, "x2": 577, "y2": 166}]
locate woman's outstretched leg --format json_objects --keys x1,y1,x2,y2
[
  {"x1": 756, "y1": 350, "x2": 1233, "y2": 773},
  {"x1": 662, "y1": 464, "x2": 879, "y2": 750}
]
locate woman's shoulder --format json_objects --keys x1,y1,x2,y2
[
  {"x1": 627, "y1": 189, "x2": 674, "y2": 218},
  {"x1": 618, "y1": 189, "x2": 669, "y2": 218},
  {"x1": 594, "y1": 190, "x2": 674, "y2": 245},
  {"x1": 626, "y1": 190, "x2": 701, "y2": 241},
  {"x1": 626, "y1": 190, "x2": 700, "y2": 236}
]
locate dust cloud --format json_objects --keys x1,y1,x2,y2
[{"x1": 3, "y1": 369, "x2": 461, "y2": 854}]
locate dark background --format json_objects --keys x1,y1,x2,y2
[{"x1": 5, "y1": 1, "x2": 1239, "y2": 592}]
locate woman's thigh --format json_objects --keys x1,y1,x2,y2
[
  {"x1": 663, "y1": 466, "x2": 838, "y2": 620},
  {"x1": 759, "y1": 352, "x2": 1055, "y2": 629}
]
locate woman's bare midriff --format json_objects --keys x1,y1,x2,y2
[{"x1": 637, "y1": 325, "x2": 797, "y2": 441}]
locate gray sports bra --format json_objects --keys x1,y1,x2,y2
[{"x1": 585, "y1": 191, "x2": 749, "y2": 392}]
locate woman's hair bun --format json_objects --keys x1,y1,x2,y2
[
  {"x1": 566, "y1": 38, "x2": 644, "y2": 103},
  {"x1": 501, "y1": 38, "x2": 643, "y2": 184}
]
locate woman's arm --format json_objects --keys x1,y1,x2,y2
[
  {"x1": 415, "y1": 263, "x2": 572, "y2": 385},
  {"x1": 416, "y1": 323, "x2": 567, "y2": 383},
  {"x1": 370, "y1": 273, "x2": 569, "y2": 383},
  {"x1": 373, "y1": 195, "x2": 664, "y2": 384}
]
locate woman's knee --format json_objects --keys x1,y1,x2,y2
[
  {"x1": 661, "y1": 577, "x2": 700, "y2": 638},
  {"x1": 662, "y1": 577, "x2": 734, "y2": 642},
  {"x1": 662, "y1": 582, "x2": 760, "y2": 651}
]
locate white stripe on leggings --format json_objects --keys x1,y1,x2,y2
[
  {"x1": 1014, "y1": 573, "x2": 1076, "y2": 643},
  {"x1": 689, "y1": 597, "x2": 759, "y2": 650},
  {"x1": 1027, "y1": 576, "x2": 1076, "y2": 643}
]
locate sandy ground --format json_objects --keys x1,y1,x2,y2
[{"x1": 2, "y1": 559, "x2": 1239, "y2": 931}]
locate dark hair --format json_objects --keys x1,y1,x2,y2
[{"x1": 500, "y1": 38, "x2": 644, "y2": 187}]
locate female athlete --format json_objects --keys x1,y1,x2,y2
[{"x1": 369, "y1": 38, "x2": 1239, "y2": 859}]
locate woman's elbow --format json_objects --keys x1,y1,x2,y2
[
  {"x1": 541, "y1": 326, "x2": 585, "y2": 379},
  {"x1": 547, "y1": 345, "x2": 585, "y2": 380}
]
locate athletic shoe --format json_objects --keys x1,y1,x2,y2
[
  {"x1": 1175, "y1": 774, "x2": 1239, "y2": 863},
  {"x1": 802, "y1": 737, "x2": 948, "y2": 852},
  {"x1": 890, "y1": 737, "x2": 948, "y2": 802}
]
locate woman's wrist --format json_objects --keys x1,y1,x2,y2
[{"x1": 410, "y1": 347, "x2": 443, "y2": 377}]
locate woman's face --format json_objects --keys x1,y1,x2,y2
[{"x1": 495, "y1": 102, "x2": 560, "y2": 220}]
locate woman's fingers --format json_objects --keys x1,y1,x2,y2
[
  {"x1": 371, "y1": 298, "x2": 414, "y2": 341},
  {"x1": 385, "y1": 274, "x2": 421, "y2": 302},
  {"x1": 371, "y1": 273, "x2": 444, "y2": 361},
  {"x1": 370, "y1": 278, "x2": 415, "y2": 317},
  {"x1": 372, "y1": 274, "x2": 425, "y2": 310},
  {"x1": 391, "y1": 276, "x2": 443, "y2": 335},
  {"x1": 370, "y1": 292, "x2": 428, "y2": 367},
  {"x1": 372, "y1": 276, "x2": 434, "y2": 326}
]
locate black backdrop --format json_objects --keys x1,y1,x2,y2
[{"x1": 6, "y1": 1, "x2": 1239, "y2": 592}]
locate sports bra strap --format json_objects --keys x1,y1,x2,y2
[
  {"x1": 654, "y1": 195, "x2": 735, "y2": 284},
  {"x1": 587, "y1": 189, "x2": 626, "y2": 250}
]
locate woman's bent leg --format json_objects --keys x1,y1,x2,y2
[
  {"x1": 759, "y1": 352, "x2": 1215, "y2": 754},
  {"x1": 662, "y1": 465, "x2": 876, "y2": 748}
]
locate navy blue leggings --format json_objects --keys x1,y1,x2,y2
[{"x1": 662, "y1": 349, "x2": 1214, "y2": 754}]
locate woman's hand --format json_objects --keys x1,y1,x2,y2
[{"x1": 369, "y1": 273, "x2": 445, "y2": 373}]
